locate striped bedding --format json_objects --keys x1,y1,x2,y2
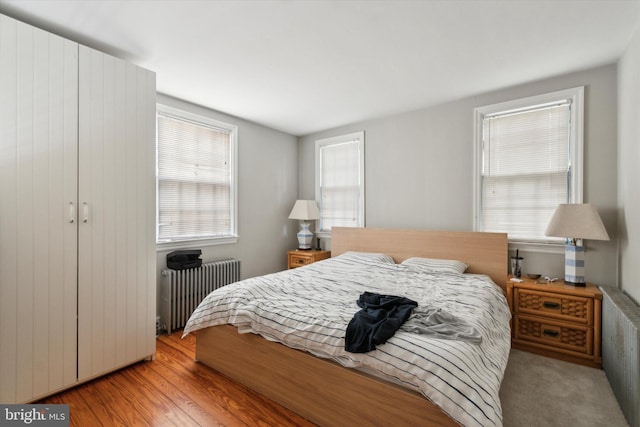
[{"x1": 183, "y1": 252, "x2": 511, "y2": 427}]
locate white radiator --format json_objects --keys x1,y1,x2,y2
[
  {"x1": 160, "y1": 259, "x2": 240, "y2": 334},
  {"x1": 601, "y1": 285, "x2": 640, "y2": 427}
]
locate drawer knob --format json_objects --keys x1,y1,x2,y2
[
  {"x1": 543, "y1": 301, "x2": 560, "y2": 309},
  {"x1": 543, "y1": 329, "x2": 560, "y2": 337}
]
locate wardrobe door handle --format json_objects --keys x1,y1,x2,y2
[
  {"x1": 83, "y1": 202, "x2": 89, "y2": 223},
  {"x1": 69, "y1": 202, "x2": 76, "y2": 223}
]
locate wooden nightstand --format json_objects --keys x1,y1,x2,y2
[
  {"x1": 287, "y1": 249, "x2": 330, "y2": 269},
  {"x1": 506, "y1": 276, "x2": 602, "y2": 368}
]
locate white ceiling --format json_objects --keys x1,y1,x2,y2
[{"x1": 1, "y1": 0, "x2": 639, "y2": 136}]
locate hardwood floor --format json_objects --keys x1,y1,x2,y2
[{"x1": 38, "y1": 332, "x2": 315, "y2": 426}]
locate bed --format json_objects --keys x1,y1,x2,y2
[{"x1": 183, "y1": 227, "x2": 510, "y2": 427}]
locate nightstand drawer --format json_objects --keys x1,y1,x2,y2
[
  {"x1": 514, "y1": 288, "x2": 593, "y2": 326},
  {"x1": 514, "y1": 314, "x2": 593, "y2": 355},
  {"x1": 289, "y1": 254, "x2": 313, "y2": 268},
  {"x1": 287, "y1": 250, "x2": 331, "y2": 269}
]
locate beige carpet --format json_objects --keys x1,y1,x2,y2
[{"x1": 500, "y1": 349, "x2": 628, "y2": 427}]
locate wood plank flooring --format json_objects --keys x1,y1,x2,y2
[{"x1": 38, "y1": 332, "x2": 315, "y2": 426}]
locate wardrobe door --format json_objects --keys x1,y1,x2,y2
[
  {"x1": 77, "y1": 45, "x2": 156, "y2": 380},
  {"x1": 0, "y1": 15, "x2": 78, "y2": 403}
]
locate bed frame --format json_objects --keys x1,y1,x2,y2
[{"x1": 195, "y1": 227, "x2": 508, "y2": 426}]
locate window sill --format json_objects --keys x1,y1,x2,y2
[
  {"x1": 508, "y1": 240, "x2": 565, "y2": 254},
  {"x1": 156, "y1": 235, "x2": 239, "y2": 252},
  {"x1": 316, "y1": 231, "x2": 332, "y2": 239}
]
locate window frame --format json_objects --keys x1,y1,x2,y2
[
  {"x1": 315, "y1": 131, "x2": 365, "y2": 238},
  {"x1": 473, "y1": 87, "x2": 584, "y2": 253},
  {"x1": 156, "y1": 103, "x2": 239, "y2": 250}
]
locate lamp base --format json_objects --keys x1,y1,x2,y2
[
  {"x1": 564, "y1": 244, "x2": 586, "y2": 285},
  {"x1": 297, "y1": 222, "x2": 313, "y2": 250}
]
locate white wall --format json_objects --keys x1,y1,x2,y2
[
  {"x1": 298, "y1": 64, "x2": 618, "y2": 287},
  {"x1": 618, "y1": 22, "x2": 640, "y2": 304},
  {"x1": 156, "y1": 94, "x2": 299, "y2": 292}
]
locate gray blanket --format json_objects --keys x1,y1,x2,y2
[{"x1": 400, "y1": 306, "x2": 482, "y2": 344}]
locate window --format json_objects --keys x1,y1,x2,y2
[
  {"x1": 474, "y1": 87, "x2": 584, "y2": 248},
  {"x1": 315, "y1": 131, "x2": 365, "y2": 235},
  {"x1": 156, "y1": 104, "x2": 238, "y2": 247}
]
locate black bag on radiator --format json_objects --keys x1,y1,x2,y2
[{"x1": 166, "y1": 249, "x2": 202, "y2": 270}]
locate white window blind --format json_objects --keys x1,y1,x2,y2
[
  {"x1": 316, "y1": 132, "x2": 365, "y2": 233},
  {"x1": 474, "y1": 87, "x2": 584, "y2": 248},
  {"x1": 480, "y1": 98, "x2": 577, "y2": 242},
  {"x1": 157, "y1": 105, "x2": 237, "y2": 243}
]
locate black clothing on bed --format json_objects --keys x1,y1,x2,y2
[{"x1": 345, "y1": 291, "x2": 418, "y2": 353}]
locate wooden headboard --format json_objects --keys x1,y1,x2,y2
[{"x1": 331, "y1": 227, "x2": 508, "y2": 290}]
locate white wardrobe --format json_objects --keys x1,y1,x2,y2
[{"x1": 0, "y1": 14, "x2": 156, "y2": 403}]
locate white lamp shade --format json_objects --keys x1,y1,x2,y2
[
  {"x1": 288, "y1": 200, "x2": 320, "y2": 221},
  {"x1": 545, "y1": 203, "x2": 609, "y2": 241}
]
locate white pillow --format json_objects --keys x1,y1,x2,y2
[
  {"x1": 338, "y1": 251, "x2": 396, "y2": 264},
  {"x1": 401, "y1": 257, "x2": 468, "y2": 274}
]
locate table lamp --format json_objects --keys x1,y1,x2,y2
[
  {"x1": 544, "y1": 203, "x2": 609, "y2": 286},
  {"x1": 288, "y1": 200, "x2": 320, "y2": 250}
]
